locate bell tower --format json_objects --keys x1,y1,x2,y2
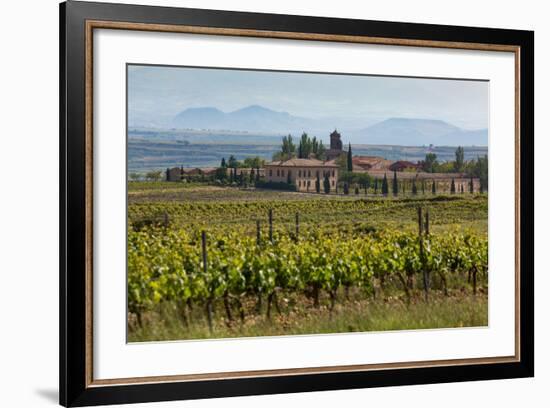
[{"x1": 330, "y1": 129, "x2": 343, "y2": 151}]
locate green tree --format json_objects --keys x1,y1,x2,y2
[
  {"x1": 294, "y1": 133, "x2": 327, "y2": 160},
  {"x1": 215, "y1": 167, "x2": 227, "y2": 181},
  {"x1": 347, "y1": 143, "x2": 353, "y2": 172},
  {"x1": 317, "y1": 140, "x2": 327, "y2": 160},
  {"x1": 392, "y1": 170, "x2": 398, "y2": 196},
  {"x1": 470, "y1": 176, "x2": 474, "y2": 193},
  {"x1": 323, "y1": 174, "x2": 331, "y2": 194},
  {"x1": 412, "y1": 178, "x2": 418, "y2": 195},
  {"x1": 474, "y1": 155, "x2": 488, "y2": 193},
  {"x1": 243, "y1": 156, "x2": 265, "y2": 169},
  {"x1": 146, "y1": 170, "x2": 162, "y2": 182},
  {"x1": 432, "y1": 180, "x2": 436, "y2": 194},
  {"x1": 381, "y1": 173, "x2": 389, "y2": 195},
  {"x1": 228, "y1": 155, "x2": 238, "y2": 168},
  {"x1": 450, "y1": 178, "x2": 456, "y2": 194},
  {"x1": 298, "y1": 133, "x2": 312, "y2": 158},
  {"x1": 454, "y1": 146, "x2": 465, "y2": 172},
  {"x1": 220, "y1": 157, "x2": 226, "y2": 168},
  {"x1": 423, "y1": 153, "x2": 438, "y2": 173},
  {"x1": 374, "y1": 178, "x2": 379, "y2": 194},
  {"x1": 129, "y1": 172, "x2": 141, "y2": 182},
  {"x1": 282, "y1": 134, "x2": 296, "y2": 159},
  {"x1": 343, "y1": 183, "x2": 349, "y2": 195}
]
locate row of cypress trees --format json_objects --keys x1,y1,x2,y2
[{"x1": 338, "y1": 171, "x2": 479, "y2": 196}]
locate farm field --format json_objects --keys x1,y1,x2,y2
[{"x1": 128, "y1": 183, "x2": 488, "y2": 342}]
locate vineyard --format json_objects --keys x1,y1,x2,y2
[{"x1": 127, "y1": 187, "x2": 488, "y2": 341}]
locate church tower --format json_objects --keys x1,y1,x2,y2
[{"x1": 330, "y1": 129, "x2": 343, "y2": 151}]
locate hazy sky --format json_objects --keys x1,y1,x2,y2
[{"x1": 128, "y1": 64, "x2": 489, "y2": 130}]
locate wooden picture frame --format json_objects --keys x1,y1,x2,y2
[{"x1": 60, "y1": 1, "x2": 534, "y2": 406}]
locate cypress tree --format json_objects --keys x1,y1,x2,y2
[
  {"x1": 392, "y1": 170, "x2": 398, "y2": 196},
  {"x1": 374, "y1": 178, "x2": 379, "y2": 194},
  {"x1": 221, "y1": 157, "x2": 226, "y2": 168},
  {"x1": 324, "y1": 174, "x2": 330, "y2": 194},
  {"x1": 412, "y1": 179, "x2": 418, "y2": 195},
  {"x1": 250, "y1": 168, "x2": 255, "y2": 184},
  {"x1": 381, "y1": 173, "x2": 389, "y2": 196},
  {"x1": 450, "y1": 178, "x2": 456, "y2": 194},
  {"x1": 469, "y1": 177, "x2": 474, "y2": 193},
  {"x1": 287, "y1": 171, "x2": 292, "y2": 185},
  {"x1": 315, "y1": 173, "x2": 321, "y2": 193},
  {"x1": 422, "y1": 180, "x2": 425, "y2": 194},
  {"x1": 355, "y1": 185, "x2": 359, "y2": 195},
  {"x1": 347, "y1": 143, "x2": 353, "y2": 172},
  {"x1": 432, "y1": 180, "x2": 436, "y2": 194},
  {"x1": 343, "y1": 182, "x2": 349, "y2": 195}
]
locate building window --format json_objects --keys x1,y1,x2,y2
[
  {"x1": 332, "y1": 180, "x2": 335, "y2": 186},
  {"x1": 307, "y1": 180, "x2": 311, "y2": 187},
  {"x1": 281, "y1": 170, "x2": 285, "y2": 177},
  {"x1": 332, "y1": 170, "x2": 335, "y2": 177},
  {"x1": 277, "y1": 170, "x2": 280, "y2": 177},
  {"x1": 308, "y1": 170, "x2": 311, "y2": 177},
  {"x1": 269, "y1": 169, "x2": 272, "y2": 176},
  {"x1": 288, "y1": 170, "x2": 292, "y2": 178},
  {"x1": 298, "y1": 170, "x2": 302, "y2": 177}
]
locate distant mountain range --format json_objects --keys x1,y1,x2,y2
[
  {"x1": 167, "y1": 105, "x2": 488, "y2": 146},
  {"x1": 172, "y1": 105, "x2": 331, "y2": 135},
  {"x1": 350, "y1": 118, "x2": 488, "y2": 146}
]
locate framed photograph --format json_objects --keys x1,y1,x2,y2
[{"x1": 60, "y1": 1, "x2": 534, "y2": 406}]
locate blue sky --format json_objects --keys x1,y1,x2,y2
[{"x1": 128, "y1": 64, "x2": 488, "y2": 130}]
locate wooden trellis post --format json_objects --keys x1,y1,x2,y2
[
  {"x1": 268, "y1": 209, "x2": 273, "y2": 243},
  {"x1": 295, "y1": 212, "x2": 299, "y2": 241},
  {"x1": 418, "y1": 207, "x2": 429, "y2": 301},
  {"x1": 202, "y1": 231, "x2": 213, "y2": 333}
]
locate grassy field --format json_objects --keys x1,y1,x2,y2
[
  {"x1": 127, "y1": 182, "x2": 488, "y2": 342},
  {"x1": 129, "y1": 290, "x2": 488, "y2": 342}
]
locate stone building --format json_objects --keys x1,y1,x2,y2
[
  {"x1": 325, "y1": 129, "x2": 346, "y2": 160},
  {"x1": 166, "y1": 166, "x2": 218, "y2": 181},
  {"x1": 166, "y1": 167, "x2": 184, "y2": 181},
  {"x1": 264, "y1": 158, "x2": 339, "y2": 192}
]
